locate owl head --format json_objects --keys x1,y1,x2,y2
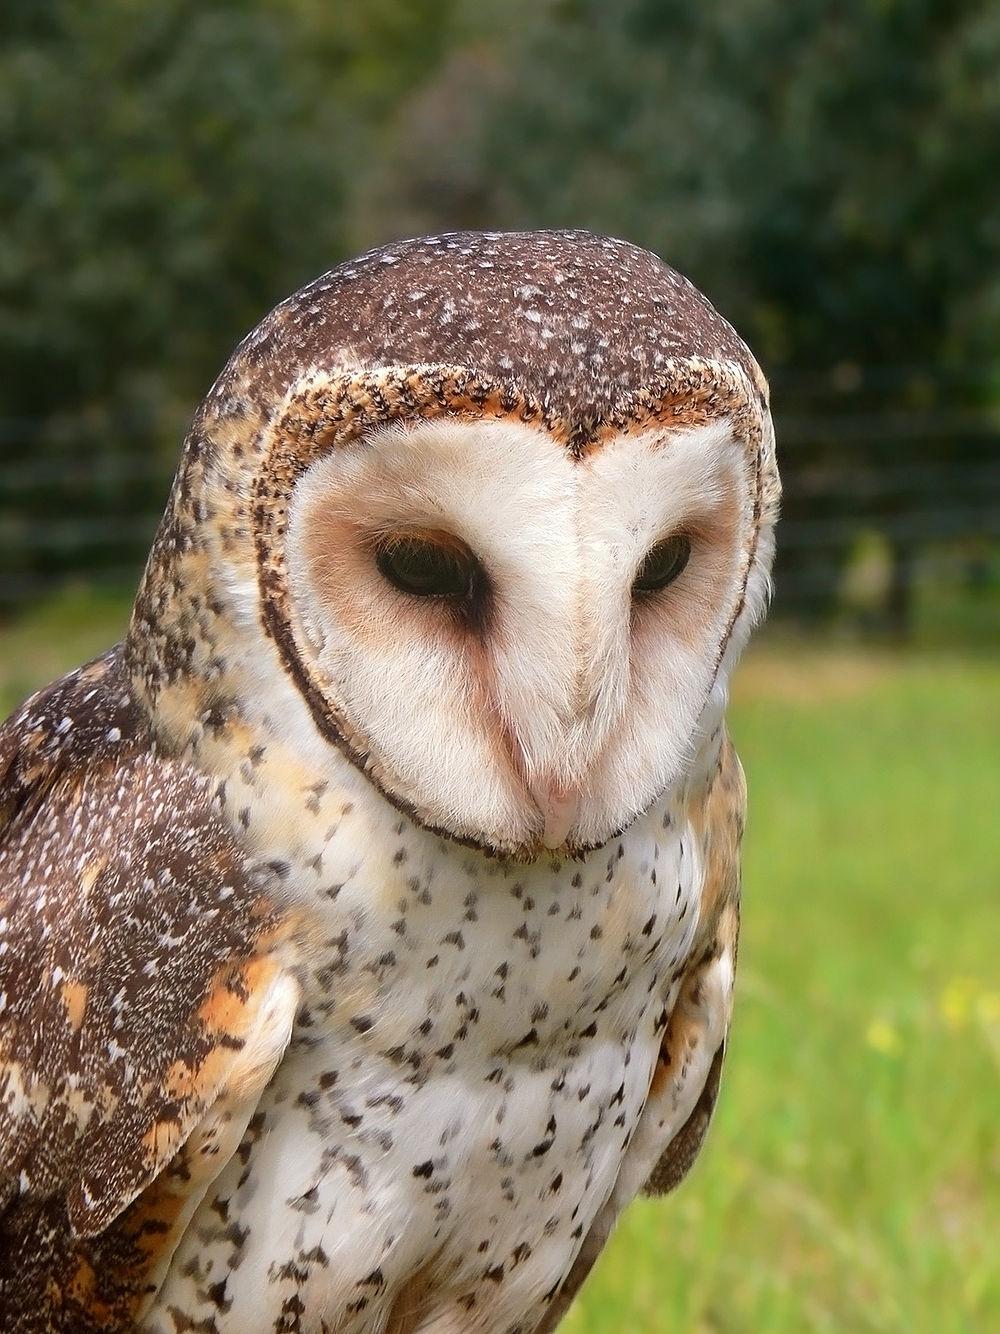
[{"x1": 129, "y1": 231, "x2": 779, "y2": 858}]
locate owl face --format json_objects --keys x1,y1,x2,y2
[{"x1": 281, "y1": 411, "x2": 768, "y2": 856}]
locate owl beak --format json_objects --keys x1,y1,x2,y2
[{"x1": 529, "y1": 780, "x2": 581, "y2": 850}]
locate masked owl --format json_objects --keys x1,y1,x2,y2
[{"x1": 0, "y1": 230, "x2": 779, "y2": 1332}]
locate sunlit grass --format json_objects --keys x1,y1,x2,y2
[{"x1": 1, "y1": 591, "x2": 997, "y2": 1331}]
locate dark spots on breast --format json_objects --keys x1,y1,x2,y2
[
  {"x1": 289, "y1": 1185, "x2": 319, "y2": 1214},
  {"x1": 642, "y1": 913, "x2": 657, "y2": 936},
  {"x1": 530, "y1": 1121, "x2": 556, "y2": 1158},
  {"x1": 350, "y1": 1015, "x2": 373, "y2": 1034},
  {"x1": 223, "y1": 1220, "x2": 250, "y2": 1253},
  {"x1": 366, "y1": 1091, "x2": 404, "y2": 1115},
  {"x1": 484, "y1": 1262, "x2": 505, "y2": 1283},
  {"x1": 365, "y1": 950, "x2": 397, "y2": 974},
  {"x1": 442, "y1": 930, "x2": 465, "y2": 950},
  {"x1": 205, "y1": 1279, "x2": 231, "y2": 1312},
  {"x1": 412, "y1": 1160, "x2": 434, "y2": 1178},
  {"x1": 276, "y1": 1291, "x2": 307, "y2": 1329}
]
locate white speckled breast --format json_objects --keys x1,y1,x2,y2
[{"x1": 147, "y1": 732, "x2": 701, "y2": 1334}]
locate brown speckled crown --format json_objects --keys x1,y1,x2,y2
[
  {"x1": 127, "y1": 230, "x2": 779, "y2": 755},
  {"x1": 217, "y1": 229, "x2": 769, "y2": 446}
]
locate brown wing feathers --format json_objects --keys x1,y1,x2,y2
[{"x1": 0, "y1": 649, "x2": 298, "y2": 1329}]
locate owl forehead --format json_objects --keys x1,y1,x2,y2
[
  {"x1": 217, "y1": 230, "x2": 766, "y2": 444},
  {"x1": 290, "y1": 411, "x2": 747, "y2": 536}
]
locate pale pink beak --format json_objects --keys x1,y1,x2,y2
[{"x1": 529, "y1": 780, "x2": 581, "y2": 850}]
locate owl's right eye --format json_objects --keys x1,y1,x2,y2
[{"x1": 375, "y1": 532, "x2": 483, "y2": 600}]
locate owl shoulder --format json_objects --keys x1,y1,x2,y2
[{"x1": 0, "y1": 647, "x2": 300, "y2": 1243}]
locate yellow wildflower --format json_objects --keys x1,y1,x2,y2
[
  {"x1": 939, "y1": 977, "x2": 977, "y2": 1032},
  {"x1": 866, "y1": 1019, "x2": 900, "y2": 1054}
]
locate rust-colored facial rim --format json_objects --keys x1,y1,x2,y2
[{"x1": 252, "y1": 362, "x2": 766, "y2": 858}]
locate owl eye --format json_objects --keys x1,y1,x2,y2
[
  {"x1": 375, "y1": 533, "x2": 481, "y2": 599},
  {"x1": 633, "y1": 534, "x2": 692, "y2": 594}
]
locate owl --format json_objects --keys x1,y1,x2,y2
[{"x1": 0, "y1": 231, "x2": 779, "y2": 1333}]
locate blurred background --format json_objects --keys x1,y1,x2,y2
[{"x1": 1, "y1": 1, "x2": 997, "y2": 1329}]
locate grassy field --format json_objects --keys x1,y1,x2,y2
[{"x1": 1, "y1": 588, "x2": 997, "y2": 1332}]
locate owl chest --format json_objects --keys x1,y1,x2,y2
[{"x1": 154, "y1": 807, "x2": 702, "y2": 1332}]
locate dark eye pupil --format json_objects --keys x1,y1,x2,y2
[
  {"x1": 633, "y1": 535, "x2": 691, "y2": 594},
  {"x1": 376, "y1": 537, "x2": 476, "y2": 598}
]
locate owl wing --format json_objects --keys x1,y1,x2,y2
[
  {"x1": 0, "y1": 648, "x2": 301, "y2": 1329},
  {"x1": 641, "y1": 733, "x2": 744, "y2": 1195}
]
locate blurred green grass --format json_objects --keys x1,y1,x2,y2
[{"x1": 1, "y1": 588, "x2": 997, "y2": 1332}]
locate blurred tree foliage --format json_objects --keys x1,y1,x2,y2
[{"x1": 1, "y1": 0, "x2": 998, "y2": 626}]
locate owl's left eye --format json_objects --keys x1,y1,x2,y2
[
  {"x1": 633, "y1": 533, "x2": 692, "y2": 594},
  {"x1": 375, "y1": 533, "x2": 482, "y2": 600}
]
